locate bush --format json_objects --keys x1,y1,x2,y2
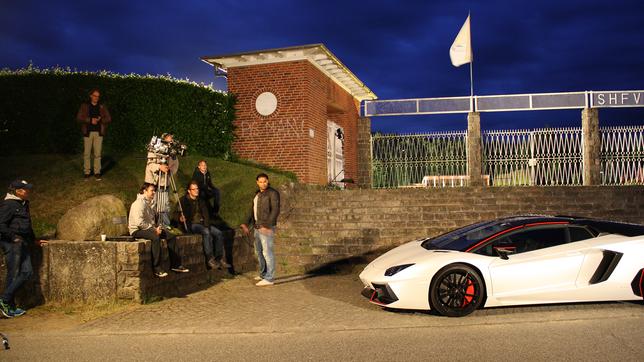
[{"x1": 0, "y1": 66, "x2": 236, "y2": 156}]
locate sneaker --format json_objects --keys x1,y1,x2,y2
[
  {"x1": 207, "y1": 257, "x2": 217, "y2": 270},
  {"x1": 0, "y1": 300, "x2": 12, "y2": 318},
  {"x1": 218, "y1": 260, "x2": 232, "y2": 268},
  {"x1": 9, "y1": 307, "x2": 26, "y2": 317},
  {"x1": 154, "y1": 271, "x2": 168, "y2": 278},
  {"x1": 171, "y1": 266, "x2": 190, "y2": 273},
  {"x1": 95, "y1": 173, "x2": 102, "y2": 181},
  {"x1": 253, "y1": 276, "x2": 262, "y2": 281},
  {"x1": 256, "y1": 279, "x2": 274, "y2": 286}
]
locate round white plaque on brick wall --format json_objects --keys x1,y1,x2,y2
[{"x1": 255, "y1": 92, "x2": 277, "y2": 116}]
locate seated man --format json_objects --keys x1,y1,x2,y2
[
  {"x1": 178, "y1": 181, "x2": 229, "y2": 270},
  {"x1": 128, "y1": 183, "x2": 188, "y2": 277}
]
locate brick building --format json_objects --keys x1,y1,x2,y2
[{"x1": 201, "y1": 44, "x2": 376, "y2": 184}]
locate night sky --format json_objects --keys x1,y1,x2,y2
[{"x1": 2, "y1": 0, "x2": 643, "y2": 133}]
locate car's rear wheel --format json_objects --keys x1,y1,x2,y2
[{"x1": 429, "y1": 264, "x2": 485, "y2": 317}]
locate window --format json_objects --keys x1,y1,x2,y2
[
  {"x1": 568, "y1": 226, "x2": 595, "y2": 242},
  {"x1": 474, "y1": 226, "x2": 568, "y2": 257}
]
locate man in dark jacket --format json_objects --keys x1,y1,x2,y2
[
  {"x1": 0, "y1": 179, "x2": 47, "y2": 318},
  {"x1": 191, "y1": 160, "x2": 237, "y2": 274},
  {"x1": 76, "y1": 88, "x2": 112, "y2": 180},
  {"x1": 178, "y1": 181, "x2": 228, "y2": 270},
  {"x1": 240, "y1": 173, "x2": 280, "y2": 286}
]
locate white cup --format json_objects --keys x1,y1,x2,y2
[{"x1": 100, "y1": 234, "x2": 107, "y2": 242}]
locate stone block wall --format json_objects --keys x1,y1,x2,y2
[
  {"x1": 1, "y1": 234, "x2": 257, "y2": 306},
  {"x1": 275, "y1": 185, "x2": 644, "y2": 275}
]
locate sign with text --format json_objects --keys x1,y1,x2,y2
[{"x1": 591, "y1": 91, "x2": 644, "y2": 108}]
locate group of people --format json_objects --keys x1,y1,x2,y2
[{"x1": 0, "y1": 88, "x2": 282, "y2": 319}]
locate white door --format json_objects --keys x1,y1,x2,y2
[
  {"x1": 327, "y1": 121, "x2": 344, "y2": 184},
  {"x1": 487, "y1": 226, "x2": 585, "y2": 304}
]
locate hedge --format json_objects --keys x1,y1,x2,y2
[{"x1": 0, "y1": 66, "x2": 236, "y2": 157}]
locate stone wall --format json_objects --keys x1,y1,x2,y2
[
  {"x1": 275, "y1": 185, "x2": 644, "y2": 275},
  {"x1": 1, "y1": 235, "x2": 257, "y2": 306}
]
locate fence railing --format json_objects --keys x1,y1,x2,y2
[{"x1": 371, "y1": 125, "x2": 644, "y2": 188}]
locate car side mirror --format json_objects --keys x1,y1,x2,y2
[{"x1": 494, "y1": 247, "x2": 512, "y2": 260}]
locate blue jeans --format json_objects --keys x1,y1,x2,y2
[
  {"x1": 0, "y1": 240, "x2": 33, "y2": 305},
  {"x1": 254, "y1": 227, "x2": 275, "y2": 282},
  {"x1": 191, "y1": 224, "x2": 224, "y2": 260}
]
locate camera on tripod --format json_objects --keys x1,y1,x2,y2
[{"x1": 147, "y1": 135, "x2": 187, "y2": 158}]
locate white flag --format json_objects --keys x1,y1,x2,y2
[{"x1": 450, "y1": 15, "x2": 472, "y2": 67}]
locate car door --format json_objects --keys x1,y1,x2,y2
[{"x1": 487, "y1": 226, "x2": 586, "y2": 304}]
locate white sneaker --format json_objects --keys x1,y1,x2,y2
[
  {"x1": 254, "y1": 276, "x2": 262, "y2": 281},
  {"x1": 255, "y1": 279, "x2": 274, "y2": 286}
]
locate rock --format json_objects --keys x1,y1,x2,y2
[{"x1": 56, "y1": 195, "x2": 128, "y2": 241}]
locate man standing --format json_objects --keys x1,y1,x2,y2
[
  {"x1": 128, "y1": 183, "x2": 188, "y2": 277},
  {"x1": 178, "y1": 181, "x2": 229, "y2": 270},
  {"x1": 145, "y1": 133, "x2": 179, "y2": 227},
  {"x1": 0, "y1": 179, "x2": 47, "y2": 318},
  {"x1": 240, "y1": 173, "x2": 280, "y2": 286},
  {"x1": 76, "y1": 88, "x2": 111, "y2": 180}
]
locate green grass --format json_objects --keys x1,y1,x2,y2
[{"x1": 0, "y1": 153, "x2": 295, "y2": 237}]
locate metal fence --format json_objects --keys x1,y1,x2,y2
[
  {"x1": 371, "y1": 131, "x2": 466, "y2": 188},
  {"x1": 601, "y1": 126, "x2": 644, "y2": 185},
  {"x1": 371, "y1": 125, "x2": 644, "y2": 188}
]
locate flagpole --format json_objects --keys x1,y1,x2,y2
[{"x1": 469, "y1": 11, "x2": 474, "y2": 99}]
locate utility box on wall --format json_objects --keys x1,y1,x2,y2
[{"x1": 202, "y1": 44, "x2": 376, "y2": 184}]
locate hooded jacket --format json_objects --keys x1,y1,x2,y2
[{"x1": 0, "y1": 193, "x2": 35, "y2": 242}]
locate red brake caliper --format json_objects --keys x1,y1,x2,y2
[{"x1": 462, "y1": 279, "x2": 474, "y2": 307}]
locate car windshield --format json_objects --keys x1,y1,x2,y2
[{"x1": 421, "y1": 220, "x2": 508, "y2": 251}]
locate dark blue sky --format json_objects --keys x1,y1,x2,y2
[{"x1": 2, "y1": 0, "x2": 643, "y2": 133}]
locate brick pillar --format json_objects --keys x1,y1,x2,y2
[
  {"x1": 356, "y1": 117, "x2": 372, "y2": 188},
  {"x1": 582, "y1": 108, "x2": 601, "y2": 185},
  {"x1": 467, "y1": 112, "x2": 483, "y2": 186}
]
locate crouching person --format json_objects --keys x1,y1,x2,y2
[
  {"x1": 178, "y1": 181, "x2": 229, "y2": 270},
  {"x1": 128, "y1": 183, "x2": 189, "y2": 277}
]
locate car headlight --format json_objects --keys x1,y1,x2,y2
[{"x1": 384, "y1": 263, "x2": 415, "y2": 276}]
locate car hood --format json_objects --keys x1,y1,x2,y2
[{"x1": 369, "y1": 239, "x2": 436, "y2": 269}]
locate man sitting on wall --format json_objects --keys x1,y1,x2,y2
[
  {"x1": 177, "y1": 181, "x2": 229, "y2": 270},
  {"x1": 192, "y1": 160, "x2": 237, "y2": 274},
  {"x1": 128, "y1": 182, "x2": 188, "y2": 278}
]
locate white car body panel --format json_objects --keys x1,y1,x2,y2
[{"x1": 359, "y1": 233, "x2": 644, "y2": 312}]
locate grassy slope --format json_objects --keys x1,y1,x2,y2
[{"x1": 0, "y1": 154, "x2": 295, "y2": 237}]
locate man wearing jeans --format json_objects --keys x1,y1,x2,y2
[
  {"x1": 178, "y1": 181, "x2": 229, "y2": 270},
  {"x1": 240, "y1": 173, "x2": 280, "y2": 286},
  {"x1": 128, "y1": 183, "x2": 188, "y2": 277},
  {"x1": 0, "y1": 179, "x2": 47, "y2": 318}
]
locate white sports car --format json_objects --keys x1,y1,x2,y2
[{"x1": 359, "y1": 216, "x2": 644, "y2": 317}]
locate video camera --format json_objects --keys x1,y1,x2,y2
[{"x1": 146, "y1": 135, "x2": 187, "y2": 158}]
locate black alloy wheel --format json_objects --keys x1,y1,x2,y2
[{"x1": 429, "y1": 264, "x2": 485, "y2": 317}]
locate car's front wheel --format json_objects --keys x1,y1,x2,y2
[{"x1": 429, "y1": 264, "x2": 485, "y2": 317}]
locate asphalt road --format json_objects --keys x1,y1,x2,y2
[{"x1": 2, "y1": 272, "x2": 643, "y2": 361}]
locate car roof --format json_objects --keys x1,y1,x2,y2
[{"x1": 495, "y1": 215, "x2": 644, "y2": 236}]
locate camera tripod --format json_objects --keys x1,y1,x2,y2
[{"x1": 154, "y1": 168, "x2": 188, "y2": 231}]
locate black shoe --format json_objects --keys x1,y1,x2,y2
[
  {"x1": 227, "y1": 267, "x2": 237, "y2": 276},
  {"x1": 95, "y1": 173, "x2": 102, "y2": 181},
  {"x1": 154, "y1": 271, "x2": 168, "y2": 278},
  {"x1": 84, "y1": 174, "x2": 91, "y2": 181},
  {"x1": 171, "y1": 266, "x2": 189, "y2": 273}
]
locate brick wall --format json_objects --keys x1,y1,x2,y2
[
  {"x1": 275, "y1": 185, "x2": 644, "y2": 275},
  {"x1": 228, "y1": 60, "x2": 361, "y2": 184}
]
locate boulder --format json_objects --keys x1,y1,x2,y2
[{"x1": 57, "y1": 195, "x2": 128, "y2": 241}]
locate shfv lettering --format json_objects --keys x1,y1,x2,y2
[{"x1": 595, "y1": 91, "x2": 644, "y2": 106}]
